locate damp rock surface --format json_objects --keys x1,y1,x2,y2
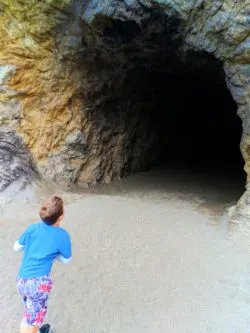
[{"x1": 0, "y1": 127, "x2": 36, "y2": 198}]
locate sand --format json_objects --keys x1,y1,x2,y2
[{"x1": 1, "y1": 167, "x2": 250, "y2": 333}]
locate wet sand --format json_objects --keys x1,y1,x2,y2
[{"x1": 1, "y1": 167, "x2": 250, "y2": 333}]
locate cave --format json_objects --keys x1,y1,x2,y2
[
  {"x1": 82, "y1": 11, "x2": 245, "y2": 191},
  {"x1": 124, "y1": 54, "x2": 245, "y2": 179},
  {"x1": 1, "y1": 1, "x2": 250, "y2": 220}
]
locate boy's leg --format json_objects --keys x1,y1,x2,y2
[
  {"x1": 20, "y1": 320, "x2": 39, "y2": 333},
  {"x1": 18, "y1": 276, "x2": 52, "y2": 333},
  {"x1": 20, "y1": 321, "x2": 51, "y2": 333},
  {"x1": 16, "y1": 278, "x2": 38, "y2": 333}
]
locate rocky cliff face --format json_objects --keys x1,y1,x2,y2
[{"x1": 1, "y1": 0, "x2": 250, "y2": 221}]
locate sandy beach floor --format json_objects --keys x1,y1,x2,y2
[{"x1": 1, "y1": 167, "x2": 250, "y2": 333}]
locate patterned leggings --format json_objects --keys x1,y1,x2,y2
[{"x1": 16, "y1": 275, "x2": 52, "y2": 326}]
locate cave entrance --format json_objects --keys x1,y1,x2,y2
[
  {"x1": 86, "y1": 12, "x2": 246, "y2": 200},
  {"x1": 120, "y1": 51, "x2": 245, "y2": 198}
]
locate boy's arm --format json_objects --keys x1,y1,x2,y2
[
  {"x1": 58, "y1": 231, "x2": 72, "y2": 264},
  {"x1": 13, "y1": 226, "x2": 32, "y2": 252}
]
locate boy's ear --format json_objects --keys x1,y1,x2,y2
[{"x1": 58, "y1": 214, "x2": 64, "y2": 222}]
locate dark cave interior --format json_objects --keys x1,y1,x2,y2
[
  {"x1": 137, "y1": 56, "x2": 244, "y2": 174},
  {"x1": 118, "y1": 52, "x2": 245, "y2": 183}
]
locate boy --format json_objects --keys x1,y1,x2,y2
[{"x1": 14, "y1": 196, "x2": 72, "y2": 333}]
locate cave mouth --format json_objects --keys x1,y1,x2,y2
[
  {"x1": 84, "y1": 11, "x2": 246, "y2": 194},
  {"x1": 122, "y1": 52, "x2": 245, "y2": 184}
]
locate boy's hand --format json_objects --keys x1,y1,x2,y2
[
  {"x1": 13, "y1": 241, "x2": 24, "y2": 252},
  {"x1": 56, "y1": 254, "x2": 71, "y2": 264}
]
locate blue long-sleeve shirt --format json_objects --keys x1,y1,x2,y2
[{"x1": 14, "y1": 221, "x2": 72, "y2": 278}]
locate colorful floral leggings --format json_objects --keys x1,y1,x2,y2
[{"x1": 16, "y1": 275, "x2": 52, "y2": 326}]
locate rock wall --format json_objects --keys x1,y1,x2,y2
[
  {"x1": 1, "y1": 0, "x2": 250, "y2": 220},
  {"x1": 0, "y1": 127, "x2": 36, "y2": 192}
]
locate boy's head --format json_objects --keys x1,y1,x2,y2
[{"x1": 39, "y1": 196, "x2": 64, "y2": 226}]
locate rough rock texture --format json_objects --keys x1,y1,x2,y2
[
  {"x1": 1, "y1": 0, "x2": 250, "y2": 220},
  {"x1": 0, "y1": 127, "x2": 36, "y2": 192}
]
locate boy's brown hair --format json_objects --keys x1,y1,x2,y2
[{"x1": 39, "y1": 196, "x2": 64, "y2": 225}]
